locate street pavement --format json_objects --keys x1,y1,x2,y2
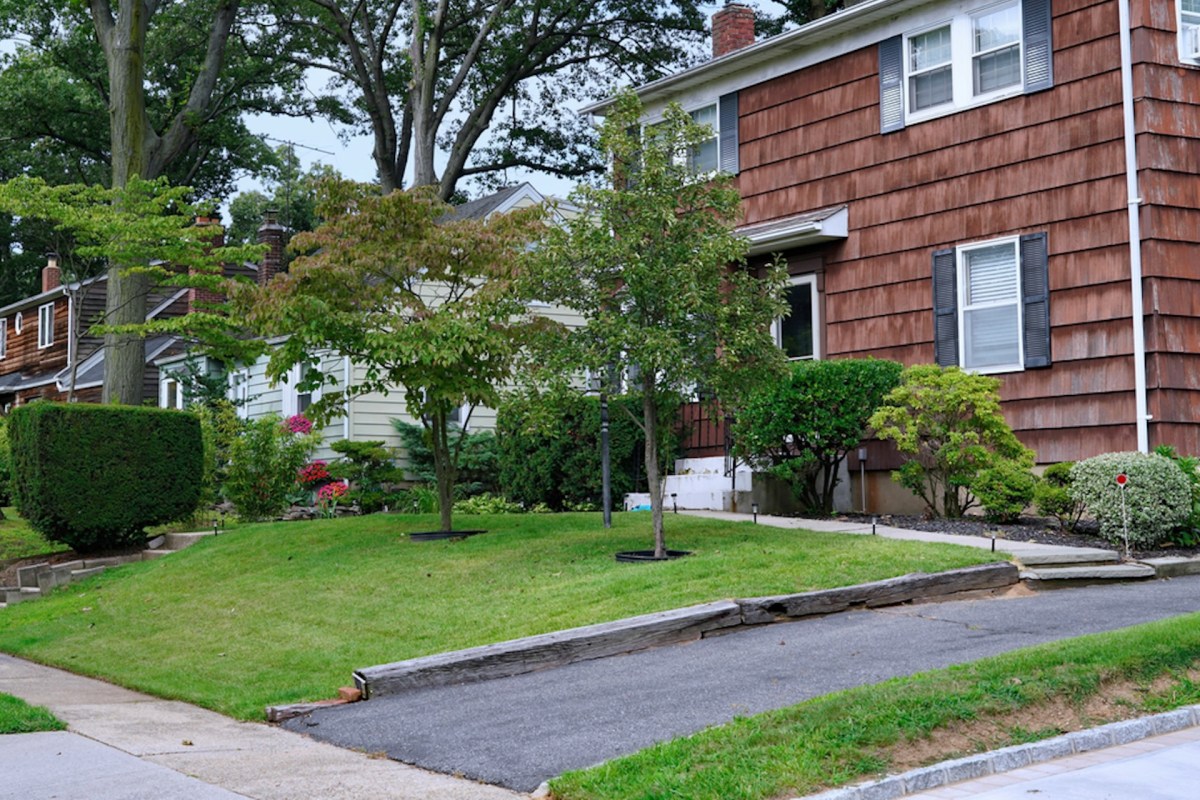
[{"x1": 284, "y1": 575, "x2": 1200, "y2": 792}]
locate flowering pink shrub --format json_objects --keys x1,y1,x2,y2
[
  {"x1": 285, "y1": 414, "x2": 313, "y2": 435},
  {"x1": 317, "y1": 481, "x2": 348, "y2": 501},
  {"x1": 316, "y1": 480, "x2": 349, "y2": 518},
  {"x1": 298, "y1": 460, "x2": 330, "y2": 486}
]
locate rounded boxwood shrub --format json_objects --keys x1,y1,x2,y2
[
  {"x1": 9, "y1": 402, "x2": 203, "y2": 553},
  {"x1": 972, "y1": 459, "x2": 1037, "y2": 523},
  {"x1": 1069, "y1": 452, "x2": 1190, "y2": 549}
]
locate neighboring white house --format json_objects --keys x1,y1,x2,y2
[{"x1": 158, "y1": 183, "x2": 581, "y2": 463}]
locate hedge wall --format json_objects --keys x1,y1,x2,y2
[{"x1": 9, "y1": 403, "x2": 203, "y2": 552}]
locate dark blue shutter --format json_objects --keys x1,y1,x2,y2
[
  {"x1": 1020, "y1": 232, "x2": 1051, "y2": 368},
  {"x1": 719, "y1": 92, "x2": 739, "y2": 174},
  {"x1": 1023, "y1": 0, "x2": 1054, "y2": 93},
  {"x1": 879, "y1": 36, "x2": 905, "y2": 134},
  {"x1": 932, "y1": 248, "x2": 958, "y2": 367}
]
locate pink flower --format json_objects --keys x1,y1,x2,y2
[
  {"x1": 317, "y1": 482, "x2": 348, "y2": 501},
  {"x1": 299, "y1": 460, "x2": 330, "y2": 485},
  {"x1": 286, "y1": 414, "x2": 313, "y2": 435}
]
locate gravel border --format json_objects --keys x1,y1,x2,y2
[{"x1": 793, "y1": 704, "x2": 1200, "y2": 800}]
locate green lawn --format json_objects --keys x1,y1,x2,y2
[
  {"x1": 550, "y1": 612, "x2": 1200, "y2": 800},
  {"x1": 0, "y1": 512, "x2": 996, "y2": 720},
  {"x1": 0, "y1": 508, "x2": 67, "y2": 562},
  {"x1": 0, "y1": 692, "x2": 64, "y2": 734}
]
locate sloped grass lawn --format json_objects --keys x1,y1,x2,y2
[
  {"x1": 0, "y1": 508, "x2": 68, "y2": 562},
  {"x1": 0, "y1": 513, "x2": 995, "y2": 720},
  {"x1": 0, "y1": 693, "x2": 64, "y2": 734},
  {"x1": 550, "y1": 612, "x2": 1200, "y2": 800}
]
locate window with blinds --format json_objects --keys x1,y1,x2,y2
[
  {"x1": 959, "y1": 239, "x2": 1021, "y2": 371},
  {"x1": 1180, "y1": 0, "x2": 1200, "y2": 60}
]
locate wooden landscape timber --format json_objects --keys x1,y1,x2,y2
[{"x1": 348, "y1": 563, "x2": 1016, "y2": 702}]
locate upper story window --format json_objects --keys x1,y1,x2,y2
[
  {"x1": 14, "y1": 312, "x2": 23, "y2": 335},
  {"x1": 0, "y1": 319, "x2": 7, "y2": 359},
  {"x1": 772, "y1": 274, "x2": 820, "y2": 361},
  {"x1": 687, "y1": 104, "x2": 719, "y2": 175},
  {"x1": 880, "y1": 0, "x2": 1051, "y2": 133},
  {"x1": 161, "y1": 377, "x2": 185, "y2": 410},
  {"x1": 904, "y1": 1, "x2": 1023, "y2": 121},
  {"x1": 1179, "y1": 0, "x2": 1200, "y2": 62},
  {"x1": 37, "y1": 303, "x2": 54, "y2": 349}
]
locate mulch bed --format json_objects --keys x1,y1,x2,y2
[{"x1": 816, "y1": 513, "x2": 1200, "y2": 561}]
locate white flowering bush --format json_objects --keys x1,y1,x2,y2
[{"x1": 1070, "y1": 452, "x2": 1190, "y2": 548}]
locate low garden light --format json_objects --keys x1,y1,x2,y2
[{"x1": 751, "y1": 502, "x2": 759, "y2": 524}]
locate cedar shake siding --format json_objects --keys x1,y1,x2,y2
[{"x1": 731, "y1": 0, "x2": 1171, "y2": 465}]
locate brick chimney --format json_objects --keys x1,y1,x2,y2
[
  {"x1": 257, "y1": 209, "x2": 286, "y2": 287},
  {"x1": 42, "y1": 254, "x2": 62, "y2": 293},
  {"x1": 712, "y1": 3, "x2": 756, "y2": 59},
  {"x1": 188, "y1": 216, "x2": 227, "y2": 313}
]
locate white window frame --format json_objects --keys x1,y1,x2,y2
[
  {"x1": 771, "y1": 273, "x2": 821, "y2": 361},
  {"x1": 644, "y1": 102, "x2": 720, "y2": 178},
  {"x1": 903, "y1": 0, "x2": 1025, "y2": 124},
  {"x1": 229, "y1": 369, "x2": 251, "y2": 419},
  {"x1": 160, "y1": 376, "x2": 185, "y2": 410},
  {"x1": 0, "y1": 318, "x2": 7, "y2": 359},
  {"x1": 956, "y1": 235, "x2": 1024, "y2": 374},
  {"x1": 37, "y1": 303, "x2": 54, "y2": 349},
  {"x1": 1178, "y1": 0, "x2": 1200, "y2": 63},
  {"x1": 281, "y1": 363, "x2": 322, "y2": 419}
]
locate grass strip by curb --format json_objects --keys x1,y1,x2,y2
[
  {"x1": 548, "y1": 611, "x2": 1200, "y2": 800},
  {"x1": 0, "y1": 692, "x2": 64, "y2": 734}
]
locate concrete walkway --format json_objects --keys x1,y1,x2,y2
[
  {"x1": 681, "y1": 509, "x2": 1115, "y2": 561},
  {"x1": 0, "y1": 654, "x2": 520, "y2": 800}
]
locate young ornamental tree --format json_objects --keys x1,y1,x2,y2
[
  {"x1": 869, "y1": 364, "x2": 1034, "y2": 518},
  {"x1": 530, "y1": 91, "x2": 788, "y2": 557},
  {"x1": 237, "y1": 179, "x2": 549, "y2": 533},
  {"x1": 733, "y1": 358, "x2": 903, "y2": 514}
]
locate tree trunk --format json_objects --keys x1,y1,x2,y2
[
  {"x1": 643, "y1": 375, "x2": 665, "y2": 557},
  {"x1": 409, "y1": 0, "x2": 440, "y2": 189},
  {"x1": 100, "y1": 0, "x2": 152, "y2": 405},
  {"x1": 430, "y1": 409, "x2": 456, "y2": 532}
]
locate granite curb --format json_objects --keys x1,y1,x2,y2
[{"x1": 792, "y1": 704, "x2": 1200, "y2": 800}]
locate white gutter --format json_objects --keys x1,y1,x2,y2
[{"x1": 1117, "y1": 0, "x2": 1150, "y2": 452}]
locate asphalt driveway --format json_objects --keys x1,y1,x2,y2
[{"x1": 284, "y1": 575, "x2": 1200, "y2": 792}]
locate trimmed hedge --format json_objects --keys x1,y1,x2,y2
[{"x1": 9, "y1": 403, "x2": 203, "y2": 552}]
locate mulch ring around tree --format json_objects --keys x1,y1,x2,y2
[{"x1": 816, "y1": 513, "x2": 1200, "y2": 561}]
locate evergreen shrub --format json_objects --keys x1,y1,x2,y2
[
  {"x1": 9, "y1": 403, "x2": 202, "y2": 552},
  {"x1": 1069, "y1": 451, "x2": 1190, "y2": 549}
]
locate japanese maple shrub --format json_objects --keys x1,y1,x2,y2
[
  {"x1": 869, "y1": 364, "x2": 1033, "y2": 518},
  {"x1": 733, "y1": 358, "x2": 902, "y2": 514},
  {"x1": 9, "y1": 403, "x2": 202, "y2": 552}
]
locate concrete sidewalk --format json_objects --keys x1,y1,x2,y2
[
  {"x1": 682, "y1": 509, "x2": 1116, "y2": 560},
  {"x1": 0, "y1": 653, "x2": 520, "y2": 800}
]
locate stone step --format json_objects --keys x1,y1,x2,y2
[
  {"x1": 70, "y1": 566, "x2": 108, "y2": 581},
  {"x1": 1013, "y1": 549, "x2": 1119, "y2": 567},
  {"x1": 141, "y1": 549, "x2": 175, "y2": 560},
  {"x1": 1020, "y1": 563, "x2": 1156, "y2": 584},
  {"x1": 162, "y1": 531, "x2": 217, "y2": 551}
]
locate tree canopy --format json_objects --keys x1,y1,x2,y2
[
  {"x1": 237, "y1": 178, "x2": 550, "y2": 531},
  {"x1": 269, "y1": 0, "x2": 707, "y2": 198},
  {"x1": 529, "y1": 91, "x2": 788, "y2": 556}
]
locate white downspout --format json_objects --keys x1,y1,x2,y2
[{"x1": 1117, "y1": 0, "x2": 1150, "y2": 452}]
